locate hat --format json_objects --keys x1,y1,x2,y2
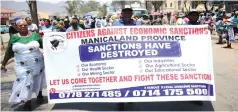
[
  {"x1": 13, "y1": 17, "x2": 21, "y2": 23},
  {"x1": 122, "y1": 8, "x2": 133, "y2": 12}
]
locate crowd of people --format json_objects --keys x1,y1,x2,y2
[
  {"x1": 1, "y1": 7, "x2": 238, "y2": 111},
  {"x1": 35, "y1": 8, "x2": 238, "y2": 49}
]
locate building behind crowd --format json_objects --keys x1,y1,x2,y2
[
  {"x1": 225, "y1": 1, "x2": 238, "y2": 12},
  {"x1": 1, "y1": 8, "x2": 16, "y2": 25}
]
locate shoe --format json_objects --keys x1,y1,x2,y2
[
  {"x1": 223, "y1": 46, "x2": 232, "y2": 49},
  {"x1": 216, "y1": 42, "x2": 223, "y2": 44},
  {"x1": 191, "y1": 101, "x2": 203, "y2": 106},
  {"x1": 36, "y1": 95, "x2": 44, "y2": 104}
]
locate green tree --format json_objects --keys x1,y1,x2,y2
[
  {"x1": 63, "y1": 0, "x2": 83, "y2": 16},
  {"x1": 78, "y1": 0, "x2": 101, "y2": 14},
  {"x1": 98, "y1": 3, "x2": 108, "y2": 17},
  {"x1": 111, "y1": 0, "x2": 126, "y2": 10}
]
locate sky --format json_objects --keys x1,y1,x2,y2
[{"x1": 1, "y1": 0, "x2": 110, "y2": 14}]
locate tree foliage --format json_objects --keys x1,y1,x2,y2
[
  {"x1": 111, "y1": 0, "x2": 126, "y2": 11},
  {"x1": 78, "y1": 0, "x2": 101, "y2": 14},
  {"x1": 64, "y1": 0, "x2": 101, "y2": 15},
  {"x1": 145, "y1": 0, "x2": 164, "y2": 12},
  {"x1": 63, "y1": 0, "x2": 82, "y2": 16},
  {"x1": 98, "y1": 3, "x2": 108, "y2": 17}
]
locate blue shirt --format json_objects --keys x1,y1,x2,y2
[
  {"x1": 40, "y1": 25, "x2": 55, "y2": 33},
  {"x1": 59, "y1": 25, "x2": 70, "y2": 32},
  {"x1": 112, "y1": 19, "x2": 140, "y2": 26},
  {"x1": 66, "y1": 26, "x2": 83, "y2": 32},
  {"x1": 231, "y1": 17, "x2": 238, "y2": 28}
]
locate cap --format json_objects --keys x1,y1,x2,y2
[
  {"x1": 13, "y1": 17, "x2": 21, "y2": 23},
  {"x1": 122, "y1": 8, "x2": 133, "y2": 12}
]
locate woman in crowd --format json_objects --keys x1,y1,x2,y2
[
  {"x1": 40, "y1": 19, "x2": 56, "y2": 33},
  {"x1": 66, "y1": 18, "x2": 83, "y2": 32},
  {"x1": 1, "y1": 19, "x2": 46, "y2": 111}
]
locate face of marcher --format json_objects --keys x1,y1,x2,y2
[
  {"x1": 121, "y1": 10, "x2": 133, "y2": 21},
  {"x1": 26, "y1": 18, "x2": 32, "y2": 25},
  {"x1": 45, "y1": 20, "x2": 50, "y2": 26},
  {"x1": 17, "y1": 21, "x2": 28, "y2": 33},
  {"x1": 188, "y1": 13, "x2": 199, "y2": 22}
]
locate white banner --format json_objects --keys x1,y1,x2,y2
[{"x1": 43, "y1": 25, "x2": 216, "y2": 104}]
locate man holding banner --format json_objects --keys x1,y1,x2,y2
[
  {"x1": 112, "y1": 8, "x2": 140, "y2": 26},
  {"x1": 112, "y1": 8, "x2": 140, "y2": 111},
  {"x1": 185, "y1": 9, "x2": 205, "y2": 106}
]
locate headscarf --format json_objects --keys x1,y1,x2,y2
[{"x1": 13, "y1": 17, "x2": 21, "y2": 23}]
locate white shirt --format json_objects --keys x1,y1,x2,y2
[{"x1": 28, "y1": 23, "x2": 38, "y2": 31}]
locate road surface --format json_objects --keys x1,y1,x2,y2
[
  {"x1": 0, "y1": 33, "x2": 10, "y2": 43},
  {"x1": 1, "y1": 36, "x2": 238, "y2": 111}
]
